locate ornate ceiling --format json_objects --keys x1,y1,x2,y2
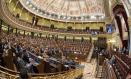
[{"x1": 19, "y1": 0, "x2": 106, "y2": 22}]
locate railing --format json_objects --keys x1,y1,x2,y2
[
  {"x1": 0, "y1": 65, "x2": 84, "y2": 79},
  {"x1": 106, "y1": 51, "x2": 131, "y2": 79},
  {"x1": 0, "y1": 65, "x2": 19, "y2": 79},
  {"x1": 113, "y1": 55, "x2": 130, "y2": 79},
  {"x1": 29, "y1": 67, "x2": 84, "y2": 79},
  {"x1": 102, "y1": 59, "x2": 117, "y2": 79}
]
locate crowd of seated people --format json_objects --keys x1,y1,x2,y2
[
  {"x1": 114, "y1": 51, "x2": 131, "y2": 77},
  {"x1": 56, "y1": 39, "x2": 91, "y2": 61},
  {"x1": 92, "y1": 45, "x2": 131, "y2": 79},
  {"x1": 0, "y1": 31, "x2": 91, "y2": 78},
  {"x1": 99, "y1": 48, "x2": 131, "y2": 79},
  {"x1": 108, "y1": 54, "x2": 131, "y2": 79},
  {"x1": 0, "y1": 39, "x2": 5, "y2": 67}
]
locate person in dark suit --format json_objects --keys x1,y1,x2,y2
[
  {"x1": 0, "y1": 39, "x2": 4, "y2": 55},
  {"x1": 22, "y1": 50, "x2": 30, "y2": 64},
  {"x1": 0, "y1": 40, "x2": 5, "y2": 67},
  {"x1": 15, "y1": 53, "x2": 28, "y2": 79},
  {"x1": 0, "y1": 56, "x2": 5, "y2": 67}
]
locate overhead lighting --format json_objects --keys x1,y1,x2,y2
[
  {"x1": 90, "y1": 16, "x2": 96, "y2": 19},
  {"x1": 63, "y1": 16, "x2": 67, "y2": 19},
  {"x1": 76, "y1": 17, "x2": 79, "y2": 20},
  {"x1": 39, "y1": 10, "x2": 43, "y2": 15},
  {"x1": 58, "y1": 15, "x2": 61, "y2": 19},
  {"x1": 107, "y1": 39, "x2": 116, "y2": 43},
  {"x1": 32, "y1": 7, "x2": 36, "y2": 11},
  {"x1": 81, "y1": 16, "x2": 84, "y2": 20},
  {"x1": 36, "y1": 9, "x2": 39, "y2": 13},
  {"x1": 26, "y1": 1, "x2": 30, "y2": 5},
  {"x1": 44, "y1": 13, "x2": 47, "y2": 16},
  {"x1": 28, "y1": 4, "x2": 33, "y2": 8},
  {"x1": 48, "y1": 14, "x2": 52, "y2": 17},
  {"x1": 101, "y1": 15, "x2": 105, "y2": 19},
  {"x1": 67, "y1": 16, "x2": 71, "y2": 20}
]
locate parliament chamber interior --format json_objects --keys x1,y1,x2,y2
[{"x1": 0, "y1": 0, "x2": 131, "y2": 79}]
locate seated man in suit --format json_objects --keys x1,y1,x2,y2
[
  {"x1": 22, "y1": 50, "x2": 30, "y2": 64},
  {"x1": 0, "y1": 56, "x2": 5, "y2": 67},
  {"x1": 0, "y1": 39, "x2": 4, "y2": 55},
  {"x1": 15, "y1": 53, "x2": 29, "y2": 79}
]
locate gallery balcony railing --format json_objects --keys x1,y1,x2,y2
[{"x1": 0, "y1": 65, "x2": 84, "y2": 79}]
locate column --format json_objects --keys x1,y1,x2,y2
[
  {"x1": 16, "y1": 28, "x2": 18, "y2": 35},
  {"x1": 7, "y1": 25, "x2": 10, "y2": 34},
  {"x1": 128, "y1": 17, "x2": 131, "y2": 57},
  {"x1": 39, "y1": 33, "x2": 42, "y2": 38},
  {"x1": 24, "y1": 30, "x2": 25, "y2": 37},
  {"x1": 31, "y1": 32, "x2": 34, "y2": 38},
  {"x1": 0, "y1": 20, "x2": 2, "y2": 32}
]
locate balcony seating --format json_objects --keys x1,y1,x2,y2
[
  {"x1": 112, "y1": 56, "x2": 129, "y2": 79},
  {"x1": 100, "y1": 49, "x2": 131, "y2": 79},
  {"x1": 108, "y1": 54, "x2": 131, "y2": 79},
  {"x1": 0, "y1": 0, "x2": 107, "y2": 35},
  {"x1": 102, "y1": 59, "x2": 117, "y2": 79}
]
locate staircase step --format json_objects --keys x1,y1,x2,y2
[
  {"x1": 95, "y1": 66, "x2": 104, "y2": 78},
  {"x1": 87, "y1": 45, "x2": 94, "y2": 63}
]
